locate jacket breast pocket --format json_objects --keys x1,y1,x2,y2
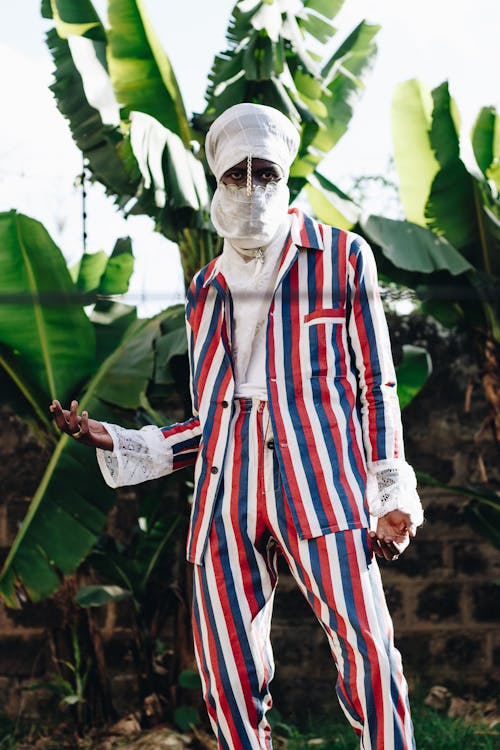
[
  {"x1": 304, "y1": 308, "x2": 346, "y2": 327},
  {"x1": 302, "y1": 308, "x2": 347, "y2": 379}
]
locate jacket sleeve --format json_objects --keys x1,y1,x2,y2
[
  {"x1": 346, "y1": 233, "x2": 423, "y2": 528},
  {"x1": 96, "y1": 417, "x2": 201, "y2": 489},
  {"x1": 96, "y1": 276, "x2": 206, "y2": 489}
]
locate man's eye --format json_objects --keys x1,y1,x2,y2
[{"x1": 261, "y1": 171, "x2": 280, "y2": 181}]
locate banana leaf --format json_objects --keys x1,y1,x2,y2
[
  {"x1": 47, "y1": 0, "x2": 106, "y2": 41},
  {"x1": 92, "y1": 302, "x2": 138, "y2": 366},
  {"x1": 360, "y1": 214, "x2": 473, "y2": 276},
  {"x1": 425, "y1": 82, "x2": 477, "y2": 251},
  {"x1": 0, "y1": 211, "x2": 95, "y2": 408},
  {"x1": 98, "y1": 237, "x2": 135, "y2": 295},
  {"x1": 200, "y1": 0, "x2": 377, "y2": 184},
  {"x1": 0, "y1": 307, "x2": 185, "y2": 607},
  {"x1": 303, "y1": 171, "x2": 360, "y2": 229},
  {"x1": 74, "y1": 251, "x2": 108, "y2": 291},
  {"x1": 315, "y1": 21, "x2": 380, "y2": 155},
  {"x1": 471, "y1": 106, "x2": 500, "y2": 192},
  {"x1": 46, "y1": 27, "x2": 139, "y2": 204},
  {"x1": 391, "y1": 79, "x2": 440, "y2": 226},
  {"x1": 396, "y1": 345, "x2": 432, "y2": 410},
  {"x1": 0, "y1": 396, "x2": 117, "y2": 607},
  {"x1": 106, "y1": 0, "x2": 190, "y2": 145}
]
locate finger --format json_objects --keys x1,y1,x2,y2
[
  {"x1": 68, "y1": 400, "x2": 81, "y2": 433},
  {"x1": 49, "y1": 399, "x2": 60, "y2": 413},
  {"x1": 50, "y1": 401, "x2": 72, "y2": 432},
  {"x1": 380, "y1": 541, "x2": 399, "y2": 561},
  {"x1": 74, "y1": 411, "x2": 89, "y2": 441},
  {"x1": 368, "y1": 532, "x2": 384, "y2": 558}
]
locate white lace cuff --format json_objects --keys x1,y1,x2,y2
[
  {"x1": 96, "y1": 423, "x2": 173, "y2": 489},
  {"x1": 366, "y1": 459, "x2": 424, "y2": 530}
]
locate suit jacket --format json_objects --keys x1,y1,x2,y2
[{"x1": 161, "y1": 209, "x2": 404, "y2": 564}]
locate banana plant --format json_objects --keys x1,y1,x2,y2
[
  {"x1": 0, "y1": 211, "x2": 188, "y2": 607},
  {"x1": 348, "y1": 81, "x2": 500, "y2": 544},
  {"x1": 43, "y1": 0, "x2": 380, "y2": 282}
]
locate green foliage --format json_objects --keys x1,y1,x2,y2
[
  {"x1": 173, "y1": 705, "x2": 199, "y2": 732},
  {"x1": 395, "y1": 345, "x2": 432, "y2": 410},
  {"x1": 106, "y1": 0, "x2": 190, "y2": 143},
  {"x1": 363, "y1": 79, "x2": 500, "y2": 345},
  {"x1": 472, "y1": 106, "x2": 500, "y2": 191},
  {"x1": 266, "y1": 703, "x2": 499, "y2": 750},
  {"x1": 46, "y1": 27, "x2": 139, "y2": 206},
  {"x1": 361, "y1": 214, "x2": 473, "y2": 275},
  {"x1": 201, "y1": 0, "x2": 379, "y2": 182},
  {"x1": 45, "y1": 0, "x2": 379, "y2": 282},
  {"x1": 173, "y1": 670, "x2": 203, "y2": 731},
  {"x1": 0, "y1": 211, "x2": 95, "y2": 429},
  {"x1": 178, "y1": 669, "x2": 202, "y2": 690},
  {"x1": 23, "y1": 625, "x2": 90, "y2": 731},
  {"x1": 0, "y1": 211, "x2": 189, "y2": 607}
]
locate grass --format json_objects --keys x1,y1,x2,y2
[
  {"x1": 269, "y1": 701, "x2": 499, "y2": 750},
  {"x1": 1, "y1": 700, "x2": 498, "y2": 749}
]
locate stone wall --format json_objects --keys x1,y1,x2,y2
[
  {"x1": 270, "y1": 486, "x2": 500, "y2": 720},
  {"x1": 1, "y1": 315, "x2": 500, "y2": 722}
]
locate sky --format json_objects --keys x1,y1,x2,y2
[{"x1": 0, "y1": 0, "x2": 498, "y2": 315}]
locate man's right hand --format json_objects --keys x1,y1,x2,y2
[{"x1": 50, "y1": 400, "x2": 113, "y2": 451}]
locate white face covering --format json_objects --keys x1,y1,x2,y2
[{"x1": 210, "y1": 180, "x2": 290, "y2": 250}]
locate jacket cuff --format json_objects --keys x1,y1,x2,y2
[
  {"x1": 96, "y1": 423, "x2": 173, "y2": 488},
  {"x1": 367, "y1": 459, "x2": 424, "y2": 530}
]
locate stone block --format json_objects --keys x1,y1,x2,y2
[
  {"x1": 452, "y1": 543, "x2": 489, "y2": 575},
  {"x1": 432, "y1": 633, "x2": 484, "y2": 669},
  {"x1": 423, "y1": 498, "x2": 468, "y2": 527},
  {"x1": 103, "y1": 632, "x2": 137, "y2": 671},
  {"x1": 273, "y1": 583, "x2": 315, "y2": 623},
  {"x1": 416, "y1": 583, "x2": 461, "y2": 621},
  {"x1": 382, "y1": 585, "x2": 403, "y2": 616},
  {"x1": 272, "y1": 625, "x2": 330, "y2": 672},
  {"x1": 395, "y1": 634, "x2": 431, "y2": 673},
  {"x1": 16, "y1": 679, "x2": 59, "y2": 719},
  {"x1": 0, "y1": 635, "x2": 48, "y2": 677},
  {"x1": 0, "y1": 675, "x2": 10, "y2": 708},
  {"x1": 472, "y1": 583, "x2": 500, "y2": 622},
  {"x1": 379, "y1": 540, "x2": 444, "y2": 578},
  {"x1": 5, "y1": 598, "x2": 62, "y2": 629},
  {"x1": 271, "y1": 674, "x2": 339, "y2": 723}
]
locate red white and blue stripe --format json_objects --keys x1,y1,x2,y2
[
  {"x1": 191, "y1": 399, "x2": 414, "y2": 749},
  {"x1": 160, "y1": 209, "x2": 404, "y2": 565}
]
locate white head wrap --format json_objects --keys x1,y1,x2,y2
[{"x1": 205, "y1": 102, "x2": 300, "y2": 181}]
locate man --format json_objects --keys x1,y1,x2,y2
[{"x1": 51, "y1": 103, "x2": 423, "y2": 750}]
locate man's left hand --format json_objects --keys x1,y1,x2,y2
[{"x1": 369, "y1": 510, "x2": 415, "y2": 561}]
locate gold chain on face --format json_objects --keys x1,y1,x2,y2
[{"x1": 246, "y1": 154, "x2": 252, "y2": 196}]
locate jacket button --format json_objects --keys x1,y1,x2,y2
[
  {"x1": 221, "y1": 400, "x2": 228, "y2": 408},
  {"x1": 210, "y1": 466, "x2": 219, "y2": 475},
  {"x1": 266, "y1": 439, "x2": 275, "y2": 449}
]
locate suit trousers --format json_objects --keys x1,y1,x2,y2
[{"x1": 191, "y1": 398, "x2": 415, "y2": 750}]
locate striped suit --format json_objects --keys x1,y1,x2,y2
[
  {"x1": 163, "y1": 208, "x2": 404, "y2": 566},
  {"x1": 157, "y1": 208, "x2": 414, "y2": 748}
]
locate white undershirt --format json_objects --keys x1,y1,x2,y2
[{"x1": 220, "y1": 217, "x2": 291, "y2": 400}]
